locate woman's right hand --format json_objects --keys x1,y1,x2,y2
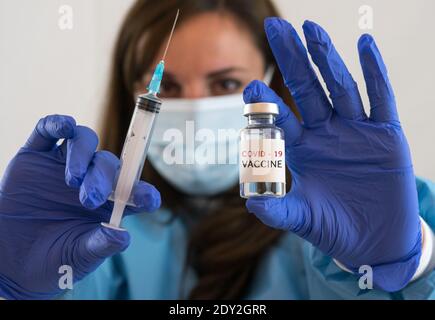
[{"x1": 0, "y1": 115, "x2": 161, "y2": 300}]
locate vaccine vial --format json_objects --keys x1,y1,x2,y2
[{"x1": 239, "y1": 102, "x2": 286, "y2": 199}]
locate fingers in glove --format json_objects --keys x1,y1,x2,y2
[
  {"x1": 65, "y1": 126, "x2": 99, "y2": 188},
  {"x1": 79, "y1": 151, "x2": 120, "y2": 210},
  {"x1": 303, "y1": 21, "x2": 367, "y2": 121},
  {"x1": 358, "y1": 34, "x2": 399, "y2": 123},
  {"x1": 24, "y1": 115, "x2": 76, "y2": 151},
  {"x1": 265, "y1": 17, "x2": 332, "y2": 126}
]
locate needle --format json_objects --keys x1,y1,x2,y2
[{"x1": 162, "y1": 9, "x2": 180, "y2": 61}]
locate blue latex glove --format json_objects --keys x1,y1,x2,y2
[
  {"x1": 243, "y1": 18, "x2": 422, "y2": 292},
  {"x1": 0, "y1": 115, "x2": 161, "y2": 299}
]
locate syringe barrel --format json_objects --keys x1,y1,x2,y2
[{"x1": 109, "y1": 93, "x2": 162, "y2": 207}]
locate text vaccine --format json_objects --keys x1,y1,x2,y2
[{"x1": 239, "y1": 102, "x2": 286, "y2": 199}]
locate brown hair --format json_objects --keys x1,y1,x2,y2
[{"x1": 100, "y1": 0, "x2": 296, "y2": 299}]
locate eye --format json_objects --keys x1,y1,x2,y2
[
  {"x1": 159, "y1": 79, "x2": 182, "y2": 98},
  {"x1": 210, "y1": 78, "x2": 243, "y2": 96}
]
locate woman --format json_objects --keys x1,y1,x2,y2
[
  {"x1": 0, "y1": 0, "x2": 434, "y2": 300},
  {"x1": 100, "y1": 0, "x2": 294, "y2": 299}
]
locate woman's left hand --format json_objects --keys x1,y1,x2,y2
[{"x1": 243, "y1": 18, "x2": 422, "y2": 292}]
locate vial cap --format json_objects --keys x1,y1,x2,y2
[{"x1": 244, "y1": 102, "x2": 279, "y2": 116}]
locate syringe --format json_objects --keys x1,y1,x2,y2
[{"x1": 102, "y1": 10, "x2": 180, "y2": 230}]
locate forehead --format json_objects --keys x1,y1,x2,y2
[{"x1": 157, "y1": 12, "x2": 263, "y2": 75}]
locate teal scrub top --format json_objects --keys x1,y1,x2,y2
[{"x1": 63, "y1": 177, "x2": 435, "y2": 300}]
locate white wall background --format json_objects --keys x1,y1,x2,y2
[{"x1": 1, "y1": 0, "x2": 434, "y2": 179}]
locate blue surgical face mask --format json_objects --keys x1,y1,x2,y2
[
  {"x1": 147, "y1": 67, "x2": 275, "y2": 196},
  {"x1": 148, "y1": 93, "x2": 244, "y2": 196}
]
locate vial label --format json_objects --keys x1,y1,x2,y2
[{"x1": 239, "y1": 138, "x2": 285, "y2": 183}]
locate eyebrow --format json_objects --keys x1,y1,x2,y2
[
  {"x1": 206, "y1": 67, "x2": 247, "y2": 79},
  {"x1": 160, "y1": 67, "x2": 247, "y2": 82}
]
